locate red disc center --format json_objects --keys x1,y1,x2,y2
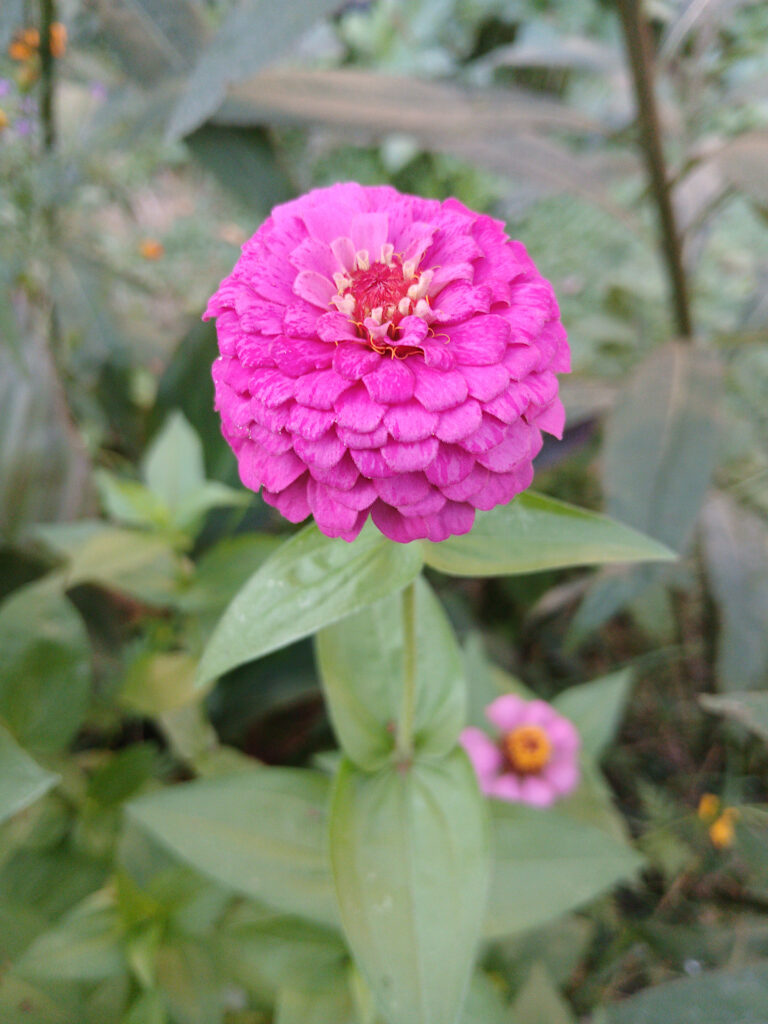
[{"x1": 344, "y1": 259, "x2": 410, "y2": 323}]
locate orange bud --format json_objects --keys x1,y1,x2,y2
[
  {"x1": 22, "y1": 28, "x2": 40, "y2": 48},
  {"x1": 139, "y1": 239, "x2": 165, "y2": 261},
  {"x1": 9, "y1": 26, "x2": 39, "y2": 61},
  {"x1": 709, "y1": 807, "x2": 739, "y2": 850},
  {"x1": 0, "y1": 109, "x2": 7, "y2": 131},
  {"x1": 50, "y1": 23, "x2": 67, "y2": 59},
  {"x1": 697, "y1": 793, "x2": 720, "y2": 822}
]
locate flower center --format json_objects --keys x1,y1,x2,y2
[
  {"x1": 503, "y1": 725, "x2": 552, "y2": 775},
  {"x1": 330, "y1": 244, "x2": 434, "y2": 356}
]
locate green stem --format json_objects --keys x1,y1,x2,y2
[
  {"x1": 395, "y1": 581, "x2": 417, "y2": 765},
  {"x1": 616, "y1": 0, "x2": 693, "y2": 339},
  {"x1": 39, "y1": 0, "x2": 56, "y2": 152}
]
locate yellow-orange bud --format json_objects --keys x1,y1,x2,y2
[
  {"x1": 709, "y1": 807, "x2": 739, "y2": 850},
  {"x1": 139, "y1": 239, "x2": 165, "y2": 261},
  {"x1": 697, "y1": 793, "x2": 720, "y2": 822},
  {"x1": 50, "y1": 23, "x2": 67, "y2": 59}
]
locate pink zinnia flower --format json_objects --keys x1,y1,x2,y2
[
  {"x1": 204, "y1": 183, "x2": 569, "y2": 543},
  {"x1": 461, "y1": 695, "x2": 580, "y2": 806}
]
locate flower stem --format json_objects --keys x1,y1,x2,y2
[
  {"x1": 39, "y1": 0, "x2": 56, "y2": 152},
  {"x1": 395, "y1": 581, "x2": 417, "y2": 765},
  {"x1": 616, "y1": 0, "x2": 693, "y2": 339}
]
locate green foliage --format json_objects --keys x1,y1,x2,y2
[
  {"x1": 329, "y1": 752, "x2": 490, "y2": 1024},
  {"x1": 421, "y1": 491, "x2": 675, "y2": 576},
  {"x1": 0, "y1": 722, "x2": 58, "y2": 825}
]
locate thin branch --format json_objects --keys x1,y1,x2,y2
[
  {"x1": 616, "y1": 0, "x2": 694, "y2": 339},
  {"x1": 39, "y1": 0, "x2": 56, "y2": 152}
]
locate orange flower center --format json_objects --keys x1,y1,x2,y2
[{"x1": 503, "y1": 724, "x2": 552, "y2": 774}]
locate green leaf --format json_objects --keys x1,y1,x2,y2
[
  {"x1": 143, "y1": 411, "x2": 207, "y2": 506},
  {"x1": 0, "y1": 581, "x2": 91, "y2": 752},
  {"x1": 512, "y1": 964, "x2": 575, "y2": 1024},
  {"x1": 87, "y1": 744, "x2": 158, "y2": 808},
  {"x1": 122, "y1": 990, "x2": 168, "y2": 1024},
  {"x1": 0, "y1": 973, "x2": 79, "y2": 1024},
  {"x1": 95, "y1": 471, "x2": 169, "y2": 530},
  {"x1": 154, "y1": 938, "x2": 222, "y2": 1024},
  {"x1": 700, "y1": 494, "x2": 768, "y2": 692},
  {"x1": 485, "y1": 803, "x2": 643, "y2": 939},
  {"x1": 459, "y1": 972, "x2": 509, "y2": 1024},
  {"x1": 553, "y1": 670, "x2": 633, "y2": 760},
  {"x1": 316, "y1": 578, "x2": 465, "y2": 769},
  {"x1": 601, "y1": 963, "x2": 768, "y2": 1024},
  {"x1": 220, "y1": 910, "x2": 348, "y2": 993},
  {"x1": 0, "y1": 722, "x2": 58, "y2": 824},
  {"x1": 330, "y1": 751, "x2": 490, "y2": 1024},
  {"x1": 421, "y1": 492, "x2": 674, "y2": 577},
  {"x1": 602, "y1": 342, "x2": 721, "y2": 553},
  {"x1": 0, "y1": 311, "x2": 92, "y2": 541},
  {"x1": 196, "y1": 521, "x2": 423, "y2": 689},
  {"x1": 700, "y1": 692, "x2": 768, "y2": 745},
  {"x1": 14, "y1": 889, "x2": 125, "y2": 982},
  {"x1": 276, "y1": 979, "x2": 358, "y2": 1024},
  {"x1": 93, "y1": 0, "x2": 206, "y2": 84},
  {"x1": 128, "y1": 768, "x2": 338, "y2": 927},
  {"x1": 34, "y1": 521, "x2": 183, "y2": 607},
  {"x1": 168, "y1": 0, "x2": 343, "y2": 139},
  {"x1": 120, "y1": 652, "x2": 200, "y2": 716}
]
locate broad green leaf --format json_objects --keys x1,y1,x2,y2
[
  {"x1": 700, "y1": 494, "x2": 768, "y2": 692},
  {"x1": 512, "y1": 964, "x2": 575, "y2": 1024},
  {"x1": 196, "y1": 521, "x2": 423, "y2": 689},
  {"x1": 276, "y1": 980, "x2": 358, "y2": 1024},
  {"x1": 95, "y1": 471, "x2": 168, "y2": 530},
  {"x1": 128, "y1": 768, "x2": 338, "y2": 927},
  {"x1": 700, "y1": 692, "x2": 768, "y2": 745},
  {"x1": 168, "y1": 0, "x2": 343, "y2": 139},
  {"x1": 122, "y1": 990, "x2": 168, "y2": 1024},
  {"x1": 421, "y1": 492, "x2": 673, "y2": 577},
  {"x1": 87, "y1": 744, "x2": 158, "y2": 808},
  {"x1": 14, "y1": 889, "x2": 124, "y2": 982},
  {"x1": 330, "y1": 751, "x2": 490, "y2": 1024},
  {"x1": 0, "y1": 973, "x2": 79, "y2": 1024},
  {"x1": 34, "y1": 520, "x2": 183, "y2": 607},
  {"x1": 485, "y1": 803, "x2": 643, "y2": 938},
  {"x1": 220, "y1": 910, "x2": 348, "y2": 993},
  {"x1": 316, "y1": 578, "x2": 465, "y2": 769},
  {"x1": 142, "y1": 411, "x2": 245, "y2": 532},
  {"x1": 603, "y1": 342, "x2": 721, "y2": 553},
  {"x1": 0, "y1": 581, "x2": 91, "y2": 752},
  {"x1": 601, "y1": 963, "x2": 768, "y2": 1024},
  {"x1": 154, "y1": 938, "x2": 222, "y2": 1024},
  {"x1": 553, "y1": 670, "x2": 633, "y2": 760},
  {"x1": 0, "y1": 310, "x2": 91, "y2": 541},
  {"x1": 120, "y1": 652, "x2": 200, "y2": 716},
  {"x1": 0, "y1": 722, "x2": 58, "y2": 824},
  {"x1": 94, "y1": 0, "x2": 205, "y2": 84},
  {"x1": 459, "y1": 972, "x2": 509, "y2": 1024}
]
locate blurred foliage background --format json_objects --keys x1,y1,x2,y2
[{"x1": 1, "y1": 0, "x2": 768, "y2": 1021}]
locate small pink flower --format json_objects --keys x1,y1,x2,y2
[
  {"x1": 204, "y1": 183, "x2": 569, "y2": 544},
  {"x1": 461, "y1": 695, "x2": 580, "y2": 806}
]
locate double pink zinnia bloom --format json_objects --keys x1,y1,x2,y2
[
  {"x1": 462, "y1": 695, "x2": 580, "y2": 806},
  {"x1": 205, "y1": 183, "x2": 569, "y2": 543}
]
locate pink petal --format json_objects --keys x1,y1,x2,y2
[
  {"x1": 293, "y1": 270, "x2": 335, "y2": 309},
  {"x1": 284, "y1": 301, "x2": 323, "y2": 339},
  {"x1": 383, "y1": 401, "x2": 439, "y2": 442},
  {"x1": 490, "y1": 773, "x2": 523, "y2": 802},
  {"x1": 381, "y1": 437, "x2": 439, "y2": 473},
  {"x1": 293, "y1": 431, "x2": 345, "y2": 470},
  {"x1": 287, "y1": 405, "x2": 336, "y2": 441},
  {"x1": 469, "y1": 465, "x2": 532, "y2": 511},
  {"x1": 461, "y1": 364, "x2": 510, "y2": 403},
  {"x1": 330, "y1": 477, "x2": 378, "y2": 511},
  {"x1": 370, "y1": 502, "x2": 427, "y2": 543},
  {"x1": 542, "y1": 760, "x2": 580, "y2": 797},
  {"x1": 316, "y1": 312, "x2": 361, "y2": 344},
  {"x1": 309, "y1": 452, "x2": 359, "y2": 491},
  {"x1": 293, "y1": 369, "x2": 352, "y2": 410},
  {"x1": 247, "y1": 368, "x2": 296, "y2": 408},
  {"x1": 441, "y1": 464, "x2": 489, "y2": 502},
  {"x1": 333, "y1": 343, "x2": 383, "y2": 381},
  {"x1": 476, "y1": 421, "x2": 533, "y2": 473},
  {"x1": 307, "y1": 479, "x2": 363, "y2": 537},
  {"x1": 330, "y1": 236, "x2": 356, "y2": 271},
  {"x1": 503, "y1": 344, "x2": 540, "y2": 380},
  {"x1": 335, "y1": 385, "x2": 387, "y2": 432},
  {"x1": 431, "y1": 282, "x2": 491, "y2": 323},
  {"x1": 271, "y1": 338, "x2": 332, "y2": 377},
  {"x1": 336, "y1": 424, "x2": 389, "y2": 450},
  {"x1": 459, "y1": 415, "x2": 507, "y2": 455},
  {"x1": 519, "y1": 776, "x2": 556, "y2": 807},
  {"x1": 350, "y1": 448, "x2": 397, "y2": 479},
  {"x1": 424, "y1": 445, "x2": 475, "y2": 487},
  {"x1": 412, "y1": 366, "x2": 469, "y2": 412},
  {"x1": 531, "y1": 396, "x2": 566, "y2": 439},
  {"x1": 349, "y1": 212, "x2": 389, "y2": 255},
  {"x1": 399, "y1": 490, "x2": 447, "y2": 517},
  {"x1": 363, "y1": 359, "x2": 416, "y2": 404},
  {"x1": 425, "y1": 501, "x2": 474, "y2": 541},
  {"x1": 445, "y1": 315, "x2": 510, "y2": 366},
  {"x1": 374, "y1": 471, "x2": 431, "y2": 507},
  {"x1": 262, "y1": 474, "x2": 311, "y2": 523},
  {"x1": 460, "y1": 727, "x2": 503, "y2": 787},
  {"x1": 238, "y1": 442, "x2": 305, "y2": 493},
  {"x1": 289, "y1": 237, "x2": 339, "y2": 279},
  {"x1": 249, "y1": 424, "x2": 294, "y2": 455},
  {"x1": 435, "y1": 400, "x2": 483, "y2": 443},
  {"x1": 482, "y1": 387, "x2": 529, "y2": 424},
  {"x1": 486, "y1": 694, "x2": 527, "y2": 732},
  {"x1": 547, "y1": 717, "x2": 580, "y2": 754}
]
